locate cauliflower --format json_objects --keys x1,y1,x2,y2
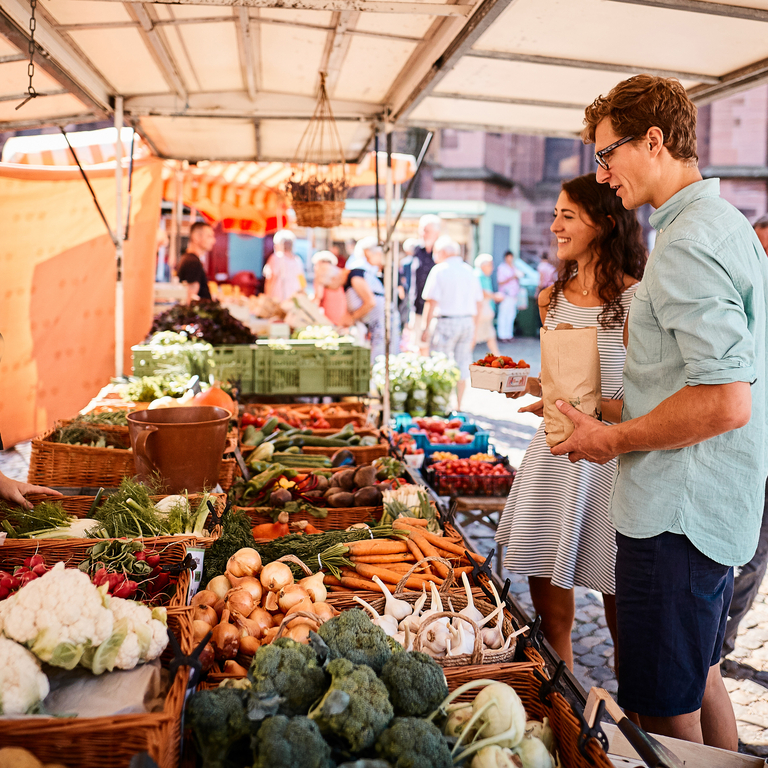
[
  {"x1": 308, "y1": 657, "x2": 393, "y2": 753},
  {"x1": 0, "y1": 637, "x2": 49, "y2": 715},
  {"x1": 105, "y1": 599, "x2": 169, "y2": 670},
  {"x1": 1, "y1": 563, "x2": 114, "y2": 670}
]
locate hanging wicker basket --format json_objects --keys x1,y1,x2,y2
[{"x1": 287, "y1": 73, "x2": 348, "y2": 228}]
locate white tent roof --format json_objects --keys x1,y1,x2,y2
[{"x1": 0, "y1": 0, "x2": 767, "y2": 160}]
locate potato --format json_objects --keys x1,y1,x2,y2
[
  {"x1": 330, "y1": 473, "x2": 342, "y2": 488},
  {"x1": 314, "y1": 475, "x2": 329, "y2": 492},
  {"x1": 328, "y1": 492, "x2": 355, "y2": 508}
]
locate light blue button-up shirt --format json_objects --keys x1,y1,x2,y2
[{"x1": 611, "y1": 179, "x2": 768, "y2": 566}]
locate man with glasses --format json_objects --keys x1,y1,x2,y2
[{"x1": 551, "y1": 75, "x2": 768, "y2": 749}]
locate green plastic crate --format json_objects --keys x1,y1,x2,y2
[
  {"x1": 131, "y1": 344, "x2": 255, "y2": 391},
  {"x1": 253, "y1": 341, "x2": 370, "y2": 395}
]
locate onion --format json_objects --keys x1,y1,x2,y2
[
  {"x1": 312, "y1": 602, "x2": 338, "y2": 622},
  {"x1": 262, "y1": 626, "x2": 280, "y2": 644},
  {"x1": 264, "y1": 591, "x2": 280, "y2": 612},
  {"x1": 248, "y1": 607, "x2": 274, "y2": 635},
  {"x1": 213, "y1": 598, "x2": 226, "y2": 619},
  {"x1": 286, "y1": 624, "x2": 313, "y2": 644},
  {"x1": 192, "y1": 605, "x2": 217, "y2": 626},
  {"x1": 199, "y1": 642, "x2": 215, "y2": 672},
  {"x1": 193, "y1": 619, "x2": 213, "y2": 644},
  {"x1": 260, "y1": 561, "x2": 293, "y2": 592},
  {"x1": 233, "y1": 613, "x2": 263, "y2": 639},
  {"x1": 299, "y1": 572, "x2": 327, "y2": 603},
  {"x1": 227, "y1": 548, "x2": 262, "y2": 583},
  {"x1": 207, "y1": 575, "x2": 232, "y2": 600},
  {"x1": 271, "y1": 612, "x2": 285, "y2": 625},
  {"x1": 236, "y1": 576, "x2": 263, "y2": 605},
  {"x1": 278, "y1": 584, "x2": 310, "y2": 613},
  {"x1": 226, "y1": 586, "x2": 255, "y2": 618},
  {"x1": 211, "y1": 609, "x2": 240, "y2": 660},
  {"x1": 239, "y1": 636, "x2": 261, "y2": 655},
  {"x1": 223, "y1": 660, "x2": 249, "y2": 676},
  {"x1": 286, "y1": 597, "x2": 314, "y2": 617},
  {"x1": 191, "y1": 589, "x2": 218, "y2": 608}
]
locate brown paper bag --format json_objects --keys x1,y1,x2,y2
[{"x1": 540, "y1": 323, "x2": 602, "y2": 447}]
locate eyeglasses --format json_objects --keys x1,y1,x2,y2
[{"x1": 595, "y1": 136, "x2": 634, "y2": 170}]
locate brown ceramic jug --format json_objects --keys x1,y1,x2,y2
[{"x1": 127, "y1": 406, "x2": 230, "y2": 493}]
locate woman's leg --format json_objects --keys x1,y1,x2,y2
[
  {"x1": 497, "y1": 297, "x2": 514, "y2": 340},
  {"x1": 529, "y1": 576, "x2": 576, "y2": 669}
]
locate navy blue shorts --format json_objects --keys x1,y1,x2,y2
[{"x1": 615, "y1": 531, "x2": 734, "y2": 718}]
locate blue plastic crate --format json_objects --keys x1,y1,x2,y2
[
  {"x1": 395, "y1": 415, "x2": 478, "y2": 434},
  {"x1": 411, "y1": 430, "x2": 490, "y2": 457}
]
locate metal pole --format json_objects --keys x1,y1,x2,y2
[
  {"x1": 114, "y1": 96, "x2": 125, "y2": 379},
  {"x1": 382, "y1": 121, "x2": 394, "y2": 426},
  {"x1": 374, "y1": 134, "x2": 381, "y2": 245}
]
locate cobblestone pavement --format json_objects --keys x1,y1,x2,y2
[{"x1": 2, "y1": 337, "x2": 767, "y2": 757}]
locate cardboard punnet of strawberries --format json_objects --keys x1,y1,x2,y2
[{"x1": 469, "y1": 354, "x2": 531, "y2": 393}]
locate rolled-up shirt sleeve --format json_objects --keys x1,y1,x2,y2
[
  {"x1": 652, "y1": 237, "x2": 756, "y2": 386},
  {"x1": 421, "y1": 269, "x2": 439, "y2": 303}
]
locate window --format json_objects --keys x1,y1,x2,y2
[{"x1": 441, "y1": 129, "x2": 459, "y2": 149}]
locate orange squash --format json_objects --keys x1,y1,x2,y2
[{"x1": 192, "y1": 385, "x2": 235, "y2": 416}]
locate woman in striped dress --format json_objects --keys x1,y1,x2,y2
[{"x1": 496, "y1": 173, "x2": 646, "y2": 669}]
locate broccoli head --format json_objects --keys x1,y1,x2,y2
[
  {"x1": 375, "y1": 717, "x2": 453, "y2": 768},
  {"x1": 317, "y1": 608, "x2": 392, "y2": 673},
  {"x1": 185, "y1": 687, "x2": 251, "y2": 768},
  {"x1": 308, "y1": 657, "x2": 394, "y2": 753},
  {"x1": 248, "y1": 638, "x2": 327, "y2": 716},
  {"x1": 253, "y1": 715, "x2": 335, "y2": 768},
  {"x1": 379, "y1": 651, "x2": 449, "y2": 717}
]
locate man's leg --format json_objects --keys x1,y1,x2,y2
[
  {"x1": 700, "y1": 663, "x2": 738, "y2": 749},
  {"x1": 457, "y1": 380, "x2": 467, "y2": 411},
  {"x1": 722, "y1": 482, "x2": 768, "y2": 656}
]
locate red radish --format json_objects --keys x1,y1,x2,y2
[
  {"x1": 28, "y1": 554, "x2": 45, "y2": 569},
  {"x1": 0, "y1": 575, "x2": 19, "y2": 591},
  {"x1": 146, "y1": 554, "x2": 161, "y2": 568},
  {"x1": 18, "y1": 572, "x2": 38, "y2": 587},
  {"x1": 135, "y1": 551, "x2": 146, "y2": 561},
  {"x1": 107, "y1": 573, "x2": 125, "y2": 591},
  {"x1": 32, "y1": 563, "x2": 48, "y2": 576},
  {"x1": 0, "y1": 587, "x2": 9, "y2": 600},
  {"x1": 113, "y1": 581, "x2": 134, "y2": 599}
]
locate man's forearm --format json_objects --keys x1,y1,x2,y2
[
  {"x1": 423, "y1": 300, "x2": 436, "y2": 328},
  {"x1": 607, "y1": 382, "x2": 751, "y2": 454}
]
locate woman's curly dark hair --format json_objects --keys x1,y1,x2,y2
[{"x1": 549, "y1": 173, "x2": 647, "y2": 328}]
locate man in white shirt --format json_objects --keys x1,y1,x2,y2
[
  {"x1": 263, "y1": 229, "x2": 306, "y2": 303},
  {"x1": 421, "y1": 236, "x2": 484, "y2": 409}
]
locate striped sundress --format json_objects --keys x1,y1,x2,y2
[{"x1": 495, "y1": 283, "x2": 638, "y2": 595}]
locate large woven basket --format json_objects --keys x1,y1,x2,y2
[
  {"x1": 28, "y1": 428, "x2": 135, "y2": 487},
  {"x1": 0, "y1": 535, "x2": 197, "y2": 609},
  {"x1": 0, "y1": 608, "x2": 194, "y2": 768},
  {"x1": 442, "y1": 662, "x2": 613, "y2": 768},
  {"x1": 239, "y1": 504, "x2": 382, "y2": 532},
  {"x1": 292, "y1": 199, "x2": 345, "y2": 228}
]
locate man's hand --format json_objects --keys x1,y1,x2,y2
[
  {"x1": 517, "y1": 398, "x2": 544, "y2": 417},
  {"x1": 0, "y1": 472, "x2": 62, "y2": 510},
  {"x1": 550, "y1": 400, "x2": 617, "y2": 464},
  {"x1": 421, "y1": 329, "x2": 429, "y2": 343},
  {"x1": 506, "y1": 376, "x2": 542, "y2": 400}
]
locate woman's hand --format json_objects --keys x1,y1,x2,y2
[
  {"x1": 505, "y1": 376, "x2": 542, "y2": 400},
  {"x1": 494, "y1": 292, "x2": 505, "y2": 303},
  {"x1": 517, "y1": 399, "x2": 544, "y2": 417},
  {"x1": 0, "y1": 472, "x2": 62, "y2": 510}
]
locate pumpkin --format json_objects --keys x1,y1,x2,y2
[{"x1": 192, "y1": 385, "x2": 235, "y2": 415}]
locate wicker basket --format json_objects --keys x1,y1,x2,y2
[
  {"x1": 239, "y1": 505, "x2": 382, "y2": 532},
  {"x1": 28, "y1": 428, "x2": 135, "y2": 487},
  {"x1": 292, "y1": 199, "x2": 345, "y2": 228},
  {"x1": 302, "y1": 440, "x2": 389, "y2": 463},
  {"x1": 0, "y1": 535, "x2": 197, "y2": 609},
  {"x1": 0, "y1": 608, "x2": 194, "y2": 768},
  {"x1": 442, "y1": 662, "x2": 613, "y2": 768}
]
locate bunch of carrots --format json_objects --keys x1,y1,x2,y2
[{"x1": 324, "y1": 517, "x2": 484, "y2": 593}]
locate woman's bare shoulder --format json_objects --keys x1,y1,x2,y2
[
  {"x1": 538, "y1": 285, "x2": 554, "y2": 307},
  {"x1": 623, "y1": 276, "x2": 640, "y2": 289}
]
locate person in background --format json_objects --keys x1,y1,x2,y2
[
  {"x1": 537, "y1": 250, "x2": 558, "y2": 297},
  {"x1": 406, "y1": 214, "x2": 442, "y2": 350},
  {"x1": 0, "y1": 471, "x2": 60, "y2": 510},
  {"x1": 398, "y1": 237, "x2": 419, "y2": 332},
  {"x1": 497, "y1": 173, "x2": 645, "y2": 671},
  {"x1": 314, "y1": 238, "x2": 399, "y2": 361},
  {"x1": 263, "y1": 229, "x2": 306, "y2": 303},
  {"x1": 421, "y1": 236, "x2": 483, "y2": 410},
  {"x1": 558, "y1": 74, "x2": 768, "y2": 749},
  {"x1": 311, "y1": 250, "x2": 347, "y2": 326},
  {"x1": 496, "y1": 250, "x2": 523, "y2": 342},
  {"x1": 721, "y1": 211, "x2": 768, "y2": 659},
  {"x1": 178, "y1": 221, "x2": 215, "y2": 302},
  {"x1": 473, "y1": 254, "x2": 503, "y2": 357}
]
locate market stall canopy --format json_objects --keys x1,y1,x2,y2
[{"x1": 0, "y1": 0, "x2": 767, "y2": 154}]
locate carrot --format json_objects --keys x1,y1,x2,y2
[
  {"x1": 251, "y1": 519, "x2": 289, "y2": 539},
  {"x1": 328, "y1": 585, "x2": 354, "y2": 593},
  {"x1": 352, "y1": 562, "x2": 442, "y2": 588},
  {"x1": 351, "y1": 553, "x2": 415, "y2": 564},
  {"x1": 395, "y1": 521, "x2": 485, "y2": 563},
  {"x1": 406, "y1": 536, "x2": 426, "y2": 564},
  {"x1": 345, "y1": 539, "x2": 409, "y2": 556},
  {"x1": 453, "y1": 566, "x2": 475, "y2": 577},
  {"x1": 337, "y1": 571, "x2": 380, "y2": 591},
  {"x1": 398, "y1": 517, "x2": 428, "y2": 526},
  {"x1": 408, "y1": 531, "x2": 451, "y2": 579}
]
